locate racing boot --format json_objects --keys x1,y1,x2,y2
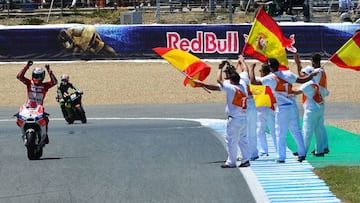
[{"x1": 44, "y1": 134, "x2": 49, "y2": 144}]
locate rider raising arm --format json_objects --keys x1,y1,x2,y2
[
  {"x1": 17, "y1": 61, "x2": 58, "y2": 107},
  {"x1": 17, "y1": 60, "x2": 58, "y2": 144}
]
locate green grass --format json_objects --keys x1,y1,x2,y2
[
  {"x1": 20, "y1": 17, "x2": 45, "y2": 25},
  {"x1": 286, "y1": 122, "x2": 360, "y2": 203},
  {"x1": 314, "y1": 166, "x2": 360, "y2": 203}
]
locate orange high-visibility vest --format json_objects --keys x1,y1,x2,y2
[
  {"x1": 302, "y1": 84, "x2": 323, "y2": 104},
  {"x1": 232, "y1": 87, "x2": 247, "y2": 110},
  {"x1": 319, "y1": 70, "x2": 327, "y2": 89},
  {"x1": 273, "y1": 76, "x2": 294, "y2": 94}
]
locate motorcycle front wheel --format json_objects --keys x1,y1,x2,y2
[
  {"x1": 63, "y1": 107, "x2": 74, "y2": 124},
  {"x1": 76, "y1": 106, "x2": 87, "y2": 123},
  {"x1": 65, "y1": 117, "x2": 75, "y2": 124},
  {"x1": 26, "y1": 130, "x2": 42, "y2": 160}
]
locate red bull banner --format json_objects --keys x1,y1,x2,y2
[{"x1": 0, "y1": 23, "x2": 358, "y2": 61}]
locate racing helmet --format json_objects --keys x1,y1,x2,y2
[
  {"x1": 61, "y1": 74, "x2": 69, "y2": 83},
  {"x1": 32, "y1": 67, "x2": 45, "y2": 83}
]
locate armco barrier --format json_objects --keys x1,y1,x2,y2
[{"x1": 0, "y1": 23, "x2": 358, "y2": 61}]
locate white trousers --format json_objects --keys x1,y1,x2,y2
[
  {"x1": 246, "y1": 99, "x2": 258, "y2": 158},
  {"x1": 319, "y1": 104, "x2": 329, "y2": 150},
  {"x1": 257, "y1": 107, "x2": 276, "y2": 154},
  {"x1": 303, "y1": 108, "x2": 324, "y2": 154},
  {"x1": 226, "y1": 116, "x2": 249, "y2": 166},
  {"x1": 275, "y1": 104, "x2": 306, "y2": 161}
]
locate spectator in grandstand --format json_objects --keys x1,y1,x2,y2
[
  {"x1": 70, "y1": 0, "x2": 77, "y2": 8},
  {"x1": 284, "y1": 0, "x2": 305, "y2": 15},
  {"x1": 355, "y1": 0, "x2": 360, "y2": 22},
  {"x1": 254, "y1": 0, "x2": 281, "y2": 16},
  {"x1": 339, "y1": 0, "x2": 354, "y2": 13},
  {"x1": 183, "y1": 0, "x2": 192, "y2": 11},
  {"x1": 255, "y1": 0, "x2": 308, "y2": 18}
]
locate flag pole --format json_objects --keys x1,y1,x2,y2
[
  {"x1": 175, "y1": 69, "x2": 211, "y2": 94},
  {"x1": 322, "y1": 59, "x2": 331, "y2": 67}
]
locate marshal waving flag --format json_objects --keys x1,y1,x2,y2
[
  {"x1": 242, "y1": 8, "x2": 296, "y2": 71},
  {"x1": 152, "y1": 47, "x2": 211, "y2": 87},
  {"x1": 329, "y1": 31, "x2": 360, "y2": 71},
  {"x1": 250, "y1": 84, "x2": 276, "y2": 110}
]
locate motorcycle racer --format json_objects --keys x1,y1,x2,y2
[
  {"x1": 56, "y1": 74, "x2": 81, "y2": 118},
  {"x1": 17, "y1": 60, "x2": 58, "y2": 144}
]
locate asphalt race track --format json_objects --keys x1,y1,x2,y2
[
  {"x1": 0, "y1": 103, "x2": 257, "y2": 203},
  {"x1": 0, "y1": 102, "x2": 359, "y2": 203}
]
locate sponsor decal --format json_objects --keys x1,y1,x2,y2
[{"x1": 166, "y1": 31, "x2": 239, "y2": 54}]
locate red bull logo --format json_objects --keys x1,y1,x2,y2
[{"x1": 166, "y1": 31, "x2": 239, "y2": 54}]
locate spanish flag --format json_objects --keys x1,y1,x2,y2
[
  {"x1": 329, "y1": 32, "x2": 360, "y2": 71},
  {"x1": 242, "y1": 8, "x2": 296, "y2": 71},
  {"x1": 152, "y1": 47, "x2": 211, "y2": 87},
  {"x1": 250, "y1": 84, "x2": 276, "y2": 110}
]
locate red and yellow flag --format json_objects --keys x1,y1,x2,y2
[
  {"x1": 250, "y1": 84, "x2": 276, "y2": 110},
  {"x1": 242, "y1": 8, "x2": 296, "y2": 71},
  {"x1": 329, "y1": 32, "x2": 360, "y2": 71},
  {"x1": 152, "y1": 47, "x2": 211, "y2": 87}
]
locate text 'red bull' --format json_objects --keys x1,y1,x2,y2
[{"x1": 166, "y1": 31, "x2": 239, "y2": 54}]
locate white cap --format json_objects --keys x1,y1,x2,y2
[{"x1": 301, "y1": 66, "x2": 314, "y2": 75}]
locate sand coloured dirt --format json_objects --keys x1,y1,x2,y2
[{"x1": 2, "y1": 60, "x2": 359, "y2": 134}]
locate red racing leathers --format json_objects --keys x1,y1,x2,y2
[
  {"x1": 17, "y1": 64, "x2": 57, "y2": 107},
  {"x1": 17, "y1": 63, "x2": 57, "y2": 143}
]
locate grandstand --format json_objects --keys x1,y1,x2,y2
[{"x1": 0, "y1": 0, "x2": 358, "y2": 23}]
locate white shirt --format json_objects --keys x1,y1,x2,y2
[
  {"x1": 300, "y1": 80, "x2": 322, "y2": 111},
  {"x1": 260, "y1": 70, "x2": 297, "y2": 106},
  {"x1": 311, "y1": 67, "x2": 330, "y2": 99}
]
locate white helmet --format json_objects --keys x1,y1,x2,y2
[{"x1": 61, "y1": 74, "x2": 69, "y2": 83}]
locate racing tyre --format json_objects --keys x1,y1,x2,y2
[
  {"x1": 26, "y1": 129, "x2": 40, "y2": 160},
  {"x1": 77, "y1": 106, "x2": 87, "y2": 123},
  {"x1": 65, "y1": 117, "x2": 75, "y2": 124}
]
